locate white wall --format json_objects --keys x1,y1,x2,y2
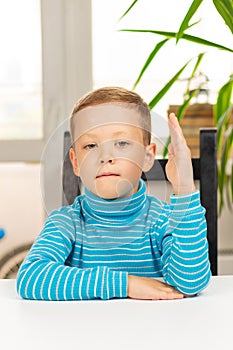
[{"x1": 0, "y1": 163, "x2": 44, "y2": 258}]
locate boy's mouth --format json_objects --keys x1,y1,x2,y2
[{"x1": 96, "y1": 173, "x2": 120, "y2": 179}]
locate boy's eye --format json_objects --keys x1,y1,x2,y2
[
  {"x1": 84, "y1": 143, "x2": 97, "y2": 150},
  {"x1": 115, "y1": 140, "x2": 130, "y2": 148}
]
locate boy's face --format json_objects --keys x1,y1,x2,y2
[{"x1": 70, "y1": 104, "x2": 156, "y2": 199}]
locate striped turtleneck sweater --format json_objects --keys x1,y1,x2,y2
[{"x1": 16, "y1": 179, "x2": 211, "y2": 300}]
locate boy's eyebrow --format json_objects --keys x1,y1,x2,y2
[{"x1": 81, "y1": 130, "x2": 132, "y2": 139}]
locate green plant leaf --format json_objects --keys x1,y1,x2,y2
[
  {"x1": 120, "y1": 29, "x2": 233, "y2": 52},
  {"x1": 184, "y1": 52, "x2": 205, "y2": 96},
  {"x1": 176, "y1": 0, "x2": 203, "y2": 43},
  {"x1": 118, "y1": 0, "x2": 139, "y2": 21},
  {"x1": 177, "y1": 90, "x2": 198, "y2": 119},
  {"x1": 219, "y1": 137, "x2": 228, "y2": 212},
  {"x1": 217, "y1": 105, "x2": 233, "y2": 147},
  {"x1": 162, "y1": 92, "x2": 196, "y2": 158},
  {"x1": 163, "y1": 136, "x2": 170, "y2": 158},
  {"x1": 133, "y1": 39, "x2": 169, "y2": 89},
  {"x1": 213, "y1": 0, "x2": 233, "y2": 34},
  {"x1": 225, "y1": 127, "x2": 233, "y2": 209},
  {"x1": 215, "y1": 76, "x2": 233, "y2": 150},
  {"x1": 185, "y1": 19, "x2": 202, "y2": 30},
  {"x1": 226, "y1": 176, "x2": 231, "y2": 209},
  {"x1": 148, "y1": 59, "x2": 192, "y2": 109},
  {"x1": 215, "y1": 76, "x2": 233, "y2": 124},
  {"x1": 231, "y1": 162, "x2": 233, "y2": 203},
  {"x1": 163, "y1": 53, "x2": 204, "y2": 157},
  {"x1": 218, "y1": 166, "x2": 225, "y2": 215},
  {"x1": 190, "y1": 52, "x2": 205, "y2": 76},
  {"x1": 218, "y1": 126, "x2": 233, "y2": 212}
]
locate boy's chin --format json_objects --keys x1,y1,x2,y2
[{"x1": 93, "y1": 179, "x2": 139, "y2": 199}]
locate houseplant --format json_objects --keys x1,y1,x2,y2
[{"x1": 120, "y1": 0, "x2": 233, "y2": 214}]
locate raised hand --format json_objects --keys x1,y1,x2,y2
[{"x1": 165, "y1": 113, "x2": 195, "y2": 195}]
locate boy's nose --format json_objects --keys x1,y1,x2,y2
[
  {"x1": 99, "y1": 144, "x2": 114, "y2": 164},
  {"x1": 100, "y1": 155, "x2": 114, "y2": 164}
]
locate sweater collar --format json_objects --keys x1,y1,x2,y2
[{"x1": 81, "y1": 179, "x2": 147, "y2": 224}]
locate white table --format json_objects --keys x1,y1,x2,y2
[{"x1": 0, "y1": 276, "x2": 233, "y2": 350}]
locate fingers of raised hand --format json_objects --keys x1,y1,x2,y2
[{"x1": 168, "y1": 113, "x2": 187, "y2": 148}]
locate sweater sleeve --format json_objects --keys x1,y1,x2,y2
[
  {"x1": 159, "y1": 190, "x2": 211, "y2": 295},
  {"x1": 16, "y1": 208, "x2": 128, "y2": 301}
]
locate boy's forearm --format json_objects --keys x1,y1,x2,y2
[
  {"x1": 17, "y1": 258, "x2": 128, "y2": 301},
  {"x1": 16, "y1": 255, "x2": 127, "y2": 300},
  {"x1": 161, "y1": 191, "x2": 211, "y2": 295}
]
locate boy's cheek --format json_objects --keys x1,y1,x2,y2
[
  {"x1": 114, "y1": 144, "x2": 146, "y2": 167},
  {"x1": 78, "y1": 158, "x2": 97, "y2": 181},
  {"x1": 125, "y1": 152, "x2": 146, "y2": 170}
]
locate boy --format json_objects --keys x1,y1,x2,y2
[{"x1": 16, "y1": 87, "x2": 211, "y2": 300}]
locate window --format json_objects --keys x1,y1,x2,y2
[{"x1": 0, "y1": 0, "x2": 42, "y2": 140}]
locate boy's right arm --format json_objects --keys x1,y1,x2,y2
[{"x1": 16, "y1": 208, "x2": 128, "y2": 301}]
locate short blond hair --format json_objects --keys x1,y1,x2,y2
[{"x1": 70, "y1": 87, "x2": 151, "y2": 145}]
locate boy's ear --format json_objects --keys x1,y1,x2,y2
[
  {"x1": 69, "y1": 147, "x2": 79, "y2": 176},
  {"x1": 142, "y1": 143, "x2": 156, "y2": 172}
]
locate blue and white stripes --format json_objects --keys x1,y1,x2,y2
[{"x1": 16, "y1": 180, "x2": 211, "y2": 300}]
